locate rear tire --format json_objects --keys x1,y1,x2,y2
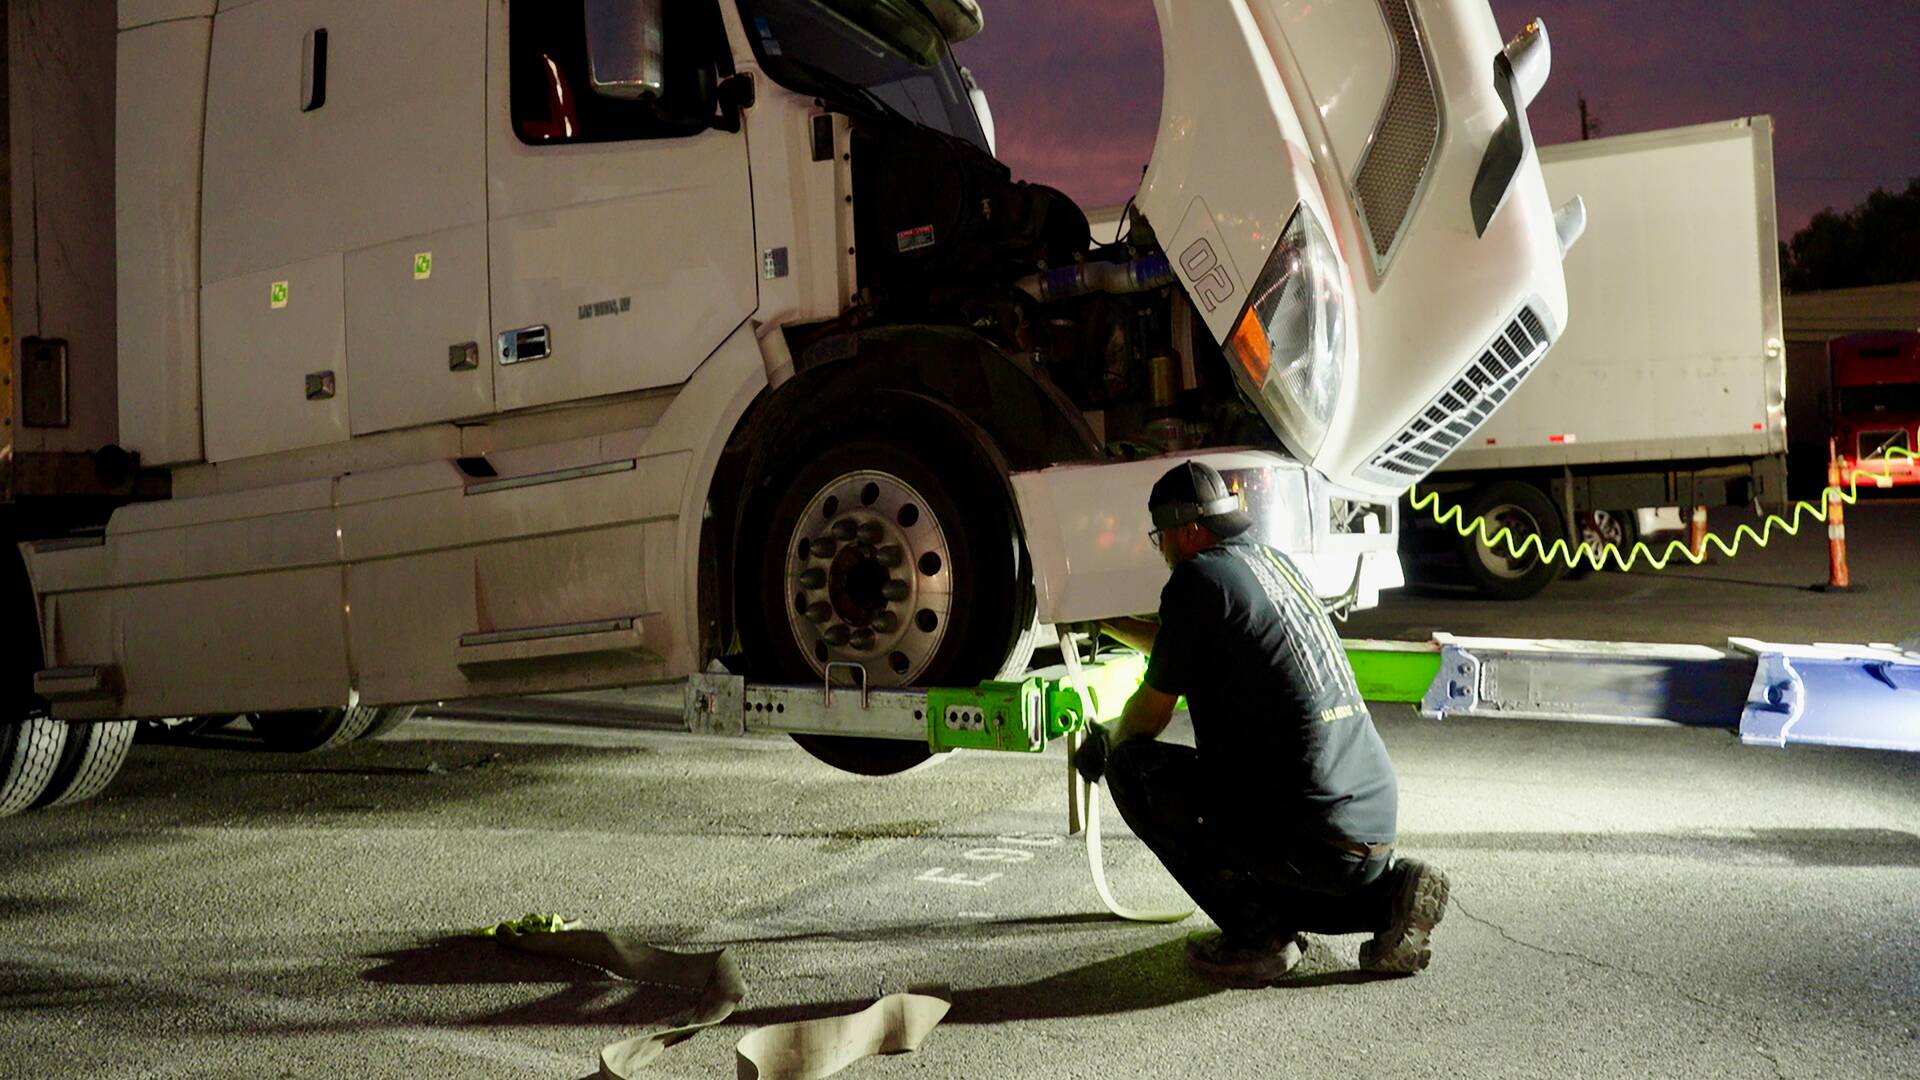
[
  {"x1": 1456, "y1": 481, "x2": 1567, "y2": 601},
  {"x1": 32, "y1": 721, "x2": 136, "y2": 808},
  {"x1": 0, "y1": 718, "x2": 67, "y2": 816},
  {"x1": 249, "y1": 706, "x2": 396, "y2": 753},
  {"x1": 3, "y1": 539, "x2": 67, "y2": 815},
  {"x1": 740, "y1": 431, "x2": 1035, "y2": 776},
  {"x1": 354, "y1": 706, "x2": 416, "y2": 741}
]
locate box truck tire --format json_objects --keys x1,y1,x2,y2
[
  {"x1": 740, "y1": 436, "x2": 1036, "y2": 776},
  {"x1": 1456, "y1": 480, "x2": 1568, "y2": 601}
]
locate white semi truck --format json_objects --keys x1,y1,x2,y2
[
  {"x1": 1, "y1": 0, "x2": 1574, "y2": 810},
  {"x1": 1412, "y1": 117, "x2": 1789, "y2": 599}
]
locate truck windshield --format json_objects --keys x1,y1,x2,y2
[
  {"x1": 1837, "y1": 384, "x2": 1920, "y2": 415},
  {"x1": 736, "y1": 0, "x2": 988, "y2": 150}
]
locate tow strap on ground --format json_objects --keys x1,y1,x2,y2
[
  {"x1": 1060, "y1": 634, "x2": 1194, "y2": 925},
  {"x1": 490, "y1": 928, "x2": 950, "y2": 1078}
]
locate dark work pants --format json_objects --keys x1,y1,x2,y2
[{"x1": 1103, "y1": 738, "x2": 1398, "y2": 939}]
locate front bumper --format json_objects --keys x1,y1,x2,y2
[{"x1": 1008, "y1": 450, "x2": 1403, "y2": 624}]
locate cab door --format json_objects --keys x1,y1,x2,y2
[
  {"x1": 485, "y1": 1, "x2": 757, "y2": 413},
  {"x1": 200, "y1": 0, "x2": 491, "y2": 459}
]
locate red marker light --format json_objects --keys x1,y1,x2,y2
[{"x1": 1753, "y1": 423, "x2": 1764, "y2": 431}]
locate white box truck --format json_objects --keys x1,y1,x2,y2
[
  {"x1": 1, "y1": 0, "x2": 1574, "y2": 809},
  {"x1": 1410, "y1": 116, "x2": 1788, "y2": 598}
]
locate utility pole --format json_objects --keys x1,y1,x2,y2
[{"x1": 1577, "y1": 93, "x2": 1599, "y2": 140}]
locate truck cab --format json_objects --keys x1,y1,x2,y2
[
  {"x1": 8, "y1": 0, "x2": 1572, "y2": 785},
  {"x1": 1830, "y1": 331, "x2": 1920, "y2": 488}
]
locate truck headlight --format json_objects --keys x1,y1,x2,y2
[{"x1": 1226, "y1": 204, "x2": 1347, "y2": 457}]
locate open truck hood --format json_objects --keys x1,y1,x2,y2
[{"x1": 1138, "y1": 0, "x2": 1573, "y2": 501}]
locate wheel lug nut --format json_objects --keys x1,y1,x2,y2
[
  {"x1": 798, "y1": 568, "x2": 826, "y2": 589},
  {"x1": 872, "y1": 611, "x2": 900, "y2": 634},
  {"x1": 823, "y1": 624, "x2": 851, "y2": 647},
  {"x1": 809, "y1": 538, "x2": 837, "y2": 559},
  {"x1": 849, "y1": 628, "x2": 877, "y2": 652},
  {"x1": 875, "y1": 545, "x2": 905, "y2": 569},
  {"x1": 856, "y1": 521, "x2": 886, "y2": 544},
  {"x1": 881, "y1": 579, "x2": 909, "y2": 602},
  {"x1": 830, "y1": 518, "x2": 859, "y2": 542},
  {"x1": 805, "y1": 602, "x2": 834, "y2": 624}
]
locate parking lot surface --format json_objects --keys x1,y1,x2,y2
[{"x1": 3, "y1": 699, "x2": 1916, "y2": 1079}]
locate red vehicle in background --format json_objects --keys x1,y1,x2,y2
[{"x1": 1831, "y1": 331, "x2": 1920, "y2": 488}]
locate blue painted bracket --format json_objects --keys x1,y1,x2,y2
[
  {"x1": 1409, "y1": 634, "x2": 1920, "y2": 753},
  {"x1": 1734, "y1": 639, "x2": 1920, "y2": 752}
]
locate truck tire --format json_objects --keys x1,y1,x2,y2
[
  {"x1": 3, "y1": 540, "x2": 67, "y2": 815},
  {"x1": 1456, "y1": 480, "x2": 1568, "y2": 601},
  {"x1": 354, "y1": 706, "x2": 417, "y2": 741},
  {"x1": 32, "y1": 720, "x2": 136, "y2": 808},
  {"x1": 249, "y1": 706, "x2": 397, "y2": 753},
  {"x1": 741, "y1": 436, "x2": 1036, "y2": 776},
  {"x1": 0, "y1": 718, "x2": 67, "y2": 816}
]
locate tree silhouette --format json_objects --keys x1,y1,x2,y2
[{"x1": 1781, "y1": 178, "x2": 1920, "y2": 293}]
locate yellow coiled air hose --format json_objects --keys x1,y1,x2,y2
[{"x1": 1408, "y1": 446, "x2": 1917, "y2": 571}]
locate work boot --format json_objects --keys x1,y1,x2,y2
[
  {"x1": 1185, "y1": 928, "x2": 1307, "y2": 988},
  {"x1": 1359, "y1": 858, "x2": 1450, "y2": 975}
]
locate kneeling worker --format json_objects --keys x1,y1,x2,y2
[{"x1": 1075, "y1": 461, "x2": 1449, "y2": 986}]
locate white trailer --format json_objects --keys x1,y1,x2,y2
[
  {"x1": 1415, "y1": 117, "x2": 1789, "y2": 598},
  {"x1": 2, "y1": 0, "x2": 1573, "y2": 809}
]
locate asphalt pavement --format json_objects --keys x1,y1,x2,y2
[{"x1": 3, "y1": 701, "x2": 1915, "y2": 1079}]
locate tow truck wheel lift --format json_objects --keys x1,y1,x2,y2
[{"x1": 675, "y1": 634, "x2": 1920, "y2": 758}]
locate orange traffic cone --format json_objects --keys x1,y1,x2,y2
[{"x1": 1819, "y1": 436, "x2": 1852, "y2": 592}]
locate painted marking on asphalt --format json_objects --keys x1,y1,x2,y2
[{"x1": 2, "y1": 945, "x2": 582, "y2": 1076}]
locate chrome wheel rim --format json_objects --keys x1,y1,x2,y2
[
  {"x1": 783, "y1": 470, "x2": 953, "y2": 686},
  {"x1": 1580, "y1": 510, "x2": 1626, "y2": 561}
]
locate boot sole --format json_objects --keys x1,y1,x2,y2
[
  {"x1": 1186, "y1": 938, "x2": 1306, "y2": 988},
  {"x1": 1362, "y1": 863, "x2": 1450, "y2": 975}
]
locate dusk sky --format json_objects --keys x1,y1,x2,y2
[{"x1": 954, "y1": 1, "x2": 1920, "y2": 241}]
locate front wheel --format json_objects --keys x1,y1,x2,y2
[{"x1": 740, "y1": 435, "x2": 1036, "y2": 776}]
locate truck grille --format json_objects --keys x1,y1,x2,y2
[
  {"x1": 1352, "y1": 0, "x2": 1441, "y2": 269},
  {"x1": 1357, "y1": 306, "x2": 1553, "y2": 487}
]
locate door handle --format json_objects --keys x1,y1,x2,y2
[
  {"x1": 497, "y1": 325, "x2": 550, "y2": 365},
  {"x1": 301, "y1": 28, "x2": 328, "y2": 112}
]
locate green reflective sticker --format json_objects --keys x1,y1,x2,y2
[
  {"x1": 269, "y1": 280, "x2": 289, "y2": 309},
  {"x1": 413, "y1": 252, "x2": 432, "y2": 280}
]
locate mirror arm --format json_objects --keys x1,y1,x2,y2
[{"x1": 711, "y1": 72, "x2": 754, "y2": 134}]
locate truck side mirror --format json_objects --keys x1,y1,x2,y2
[{"x1": 583, "y1": 0, "x2": 664, "y2": 100}]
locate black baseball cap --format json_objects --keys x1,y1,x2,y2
[{"x1": 1148, "y1": 461, "x2": 1253, "y2": 539}]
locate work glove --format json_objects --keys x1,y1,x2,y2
[{"x1": 1073, "y1": 720, "x2": 1112, "y2": 785}]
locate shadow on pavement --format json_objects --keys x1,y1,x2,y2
[
  {"x1": 1404, "y1": 827, "x2": 1920, "y2": 868},
  {"x1": 359, "y1": 938, "x2": 693, "y2": 1029}
]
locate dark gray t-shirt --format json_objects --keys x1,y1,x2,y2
[{"x1": 1145, "y1": 536, "x2": 1398, "y2": 845}]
